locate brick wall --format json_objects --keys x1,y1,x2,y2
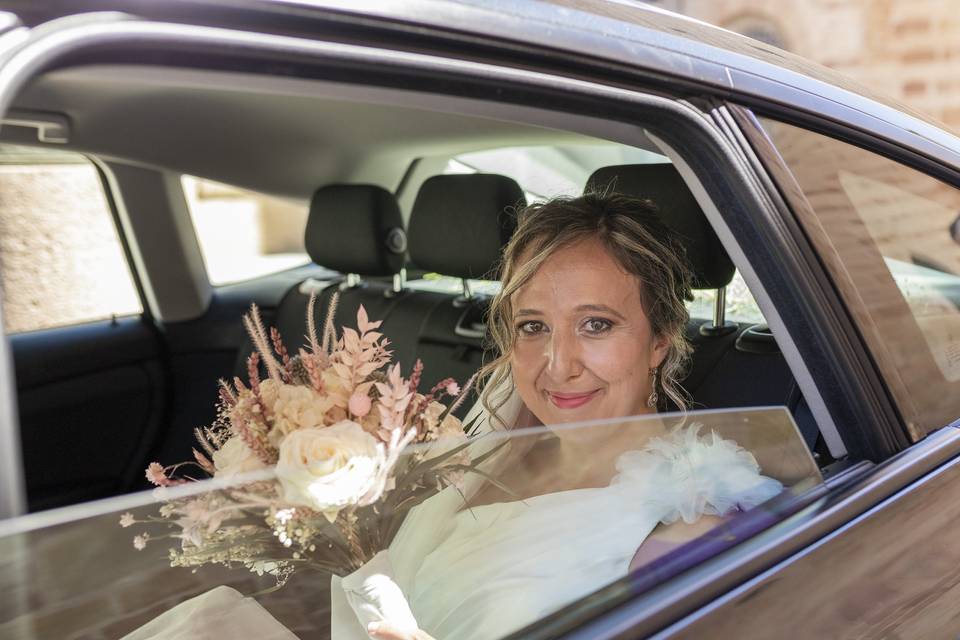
[{"x1": 657, "y1": 0, "x2": 960, "y2": 132}]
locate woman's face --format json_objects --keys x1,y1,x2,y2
[{"x1": 509, "y1": 237, "x2": 670, "y2": 426}]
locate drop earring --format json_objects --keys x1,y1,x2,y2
[{"x1": 646, "y1": 366, "x2": 659, "y2": 408}]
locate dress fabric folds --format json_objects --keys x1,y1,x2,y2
[{"x1": 333, "y1": 422, "x2": 783, "y2": 640}]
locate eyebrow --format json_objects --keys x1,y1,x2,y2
[
  {"x1": 514, "y1": 309, "x2": 543, "y2": 317},
  {"x1": 574, "y1": 304, "x2": 627, "y2": 321},
  {"x1": 513, "y1": 304, "x2": 627, "y2": 321}
]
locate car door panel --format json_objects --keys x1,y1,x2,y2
[
  {"x1": 11, "y1": 317, "x2": 165, "y2": 511},
  {"x1": 660, "y1": 426, "x2": 960, "y2": 638}
]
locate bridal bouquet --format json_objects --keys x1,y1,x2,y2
[{"x1": 122, "y1": 293, "x2": 491, "y2": 587}]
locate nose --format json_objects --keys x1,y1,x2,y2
[{"x1": 544, "y1": 329, "x2": 584, "y2": 381}]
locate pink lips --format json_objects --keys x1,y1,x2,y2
[{"x1": 547, "y1": 390, "x2": 599, "y2": 409}]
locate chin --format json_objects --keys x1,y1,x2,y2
[{"x1": 536, "y1": 403, "x2": 608, "y2": 427}]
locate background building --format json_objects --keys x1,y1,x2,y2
[{"x1": 658, "y1": 0, "x2": 960, "y2": 131}]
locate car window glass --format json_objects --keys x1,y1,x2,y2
[
  {"x1": 758, "y1": 118, "x2": 960, "y2": 435},
  {"x1": 182, "y1": 176, "x2": 310, "y2": 285},
  {"x1": 0, "y1": 407, "x2": 819, "y2": 639},
  {"x1": 0, "y1": 145, "x2": 141, "y2": 333}
]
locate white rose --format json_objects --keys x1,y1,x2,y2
[
  {"x1": 276, "y1": 421, "x2": 383, "y2": 521},
  {"x1": 212, "y1": 436, "x2": 266, "y2": 478}
]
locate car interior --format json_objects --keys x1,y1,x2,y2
[{"x1": 0, "y1": 63, "x2": 830, "y2": 513}]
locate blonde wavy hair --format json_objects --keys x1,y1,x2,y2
[{"x1": 479, "y1": 191, "x2": 695, "y2": 425}]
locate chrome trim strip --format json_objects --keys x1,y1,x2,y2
[{"x1": 0, "y1": 11, "x2": 28, "y2": 520}]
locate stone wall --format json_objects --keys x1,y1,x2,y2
[{"x1": 0, "y1": 163, "x2": 141, "y2": 334}]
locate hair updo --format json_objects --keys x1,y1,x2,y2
[{"x1": 480, "y1": 191, "x2": 695, "y2": 422}]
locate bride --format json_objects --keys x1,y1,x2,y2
[
  {"x1": 338, "y1": 192, "x2": 783, "y2": 640},
  {"x1": 125, "y1": 192, "x2": 783, "y2": 640}
]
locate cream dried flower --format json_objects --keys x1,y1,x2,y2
[
  {"x1": 119, "y1": 512, "x2": 135, "y2": 528},
  {"x1": 212, "y1": 436, "x2": 267, "y2": 478},
  {"x1": 270, "y1": 383, "x2": 335, "y2": 442},
  {"x1": 133, "y1": 534, "x2": 149, "y2": 551}
]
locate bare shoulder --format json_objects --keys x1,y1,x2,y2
[
  {"x1": 651, "y1": 514, "x2": 727, "y2": 543},
  {"x1": 629, "y1": 514, "x2": 729, "y2": 572}
]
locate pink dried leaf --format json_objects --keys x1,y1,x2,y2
[
  {"x1": 356, "y1": 305, "x2": 382, "y2": 334},
  {"x1": 193, "y1": 449, "x2": 215, "y2": 475},
  {"x1": 356, "y1": 362, "x2": 381, "y2": 377},
  {"x1": 374, "y1": 381, "x2": 393, "y2": 399},
  {"x1": 387, "y1": 363, "x2": 403, "y2": 387},
  {"x1": 361, "y1": 331, "x2": 383, "y2": 345},
  {"x1": 355, "y1": 380, "x2": 375, "y2": 395},
  {"x1": 342, "y1": 327, "x2": 361, "y2": 353},
  {"x1": 393, "y1": 393, "x2": 413, "y2": 415},
  {"x1": 332, "y1": 362, "x2": 353, "y2": 383}
]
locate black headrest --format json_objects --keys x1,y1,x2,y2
[
  {"x1": 305, "y1": 184, "x2": 406, "y2": 276},
  {"x1": 585, "y1": 164, "x2": 735, "y2": 289},
  {"x1": 408, "y1": 174, "x2": 525, "y2": 280}
]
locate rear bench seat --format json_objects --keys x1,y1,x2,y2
[
  {"x1": 270, "y1": 183, "x2": 408, "y2": 358},
  {"x1": 257, "y1": 167, "x2": 818, "y2": 451},
  {"x1": 401, "y1": 174, "x2": 524, "y2": 392},
  {"x1": 261, "y1": 175, "x2": 523, "y2": 410}
]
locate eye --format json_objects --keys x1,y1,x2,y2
[
  {"x1": 517, "y1": 320, "x2": 546, "y2": 336},
  {"x1": 582, "y1": 317, "x2": 613, "y2": 335}
]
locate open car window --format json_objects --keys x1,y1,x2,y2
[
  {"x1": 182, "y1": 176, "x2": 310, "y2": 285},
  {"x1": 0, "y1": 407, "x2": 819, "y2": 639}
]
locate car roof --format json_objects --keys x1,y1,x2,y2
[{"x1": 7, "y1": 0, "x2": 960, "y2": 167}]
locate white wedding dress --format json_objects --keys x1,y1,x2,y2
[
  {"x1": 125, "y1": 390, "x2": 783, "y2": 640},
  {"x1": 331, "y1": 391, "x2": 783, "y2": 639}
]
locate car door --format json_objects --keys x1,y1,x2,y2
[
  {"x1": 644, "y1": 107, "x2": 960, "y2": 639},
  {"x1": 0, "y1": 3, "x2": 955, "y2": 639},
  {"x1": 0, "y1": 121, "x2": 169, "y2": 516}
]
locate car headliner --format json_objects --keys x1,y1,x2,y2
[{"x1": 3, "y1": 65, "x2": 622, "y2": 200}]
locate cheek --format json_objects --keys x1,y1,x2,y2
[
  {"x1": 510, "y1": 341, "x2": 543, "y2": 385},
  {"x1": 580, "y1": 335, "x2": 651, "y2": 385}
]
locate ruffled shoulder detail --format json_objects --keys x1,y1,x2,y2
[{"x1": 611, "y1": 424, "x2": 783, "y2": 525}]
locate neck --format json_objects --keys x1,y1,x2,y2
[{"x1": 552, "y1": 411, "x2": 669, "y2": 487}]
